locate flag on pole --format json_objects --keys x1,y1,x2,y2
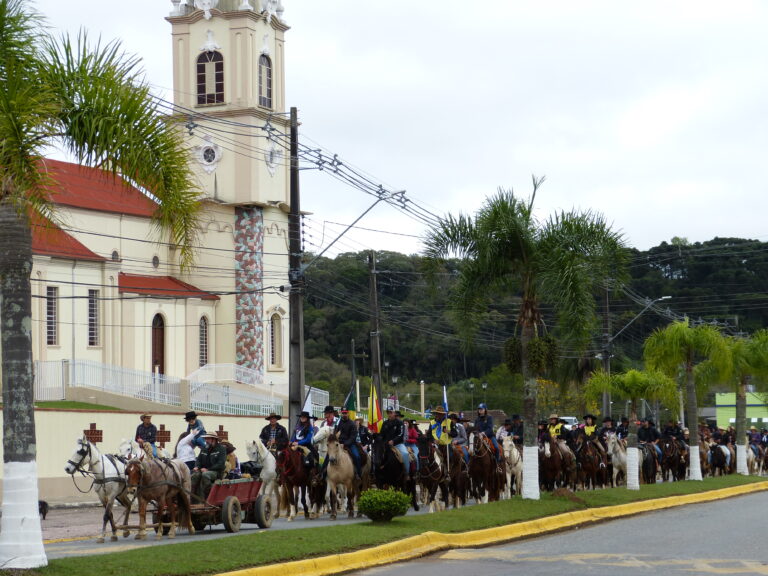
[
  {"x1": 368, "y1": 380, "x2": 383, "y2": 433},
  {"x1": 302, "y1": 386, "x2": 314, "y2": 415},
  {"x1": 343, "y1": 380, "x2": 357, "y2": 421},
  {"x1": 443, "y1": 384, "x2": 449, "y2": 412}
]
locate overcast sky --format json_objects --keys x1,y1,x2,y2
[{"x1": 35, "y1": 1, "x2": 768, "y2": 257}]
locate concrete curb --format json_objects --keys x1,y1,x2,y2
[{"x1": 218, "y1": 481, "x2": 768, "y2": 576}]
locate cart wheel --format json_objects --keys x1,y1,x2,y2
[
  {"x1": 222, "y1": 496, "x2": 242, "y2": 533},
  {"x1": 254, "y1": 494, "x2": 273, "y2": 529}
]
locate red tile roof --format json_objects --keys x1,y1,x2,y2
[
  {"x1": 118, "y1": 273, "x2": 219, "y2": 300},
  {"x1": 31, "y1": 214, "x2": 105, "y2": 262},
  {"x1": 42, "y1": 158, "x2": 158, "y2": 218}
]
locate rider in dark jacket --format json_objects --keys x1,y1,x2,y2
[
  {"x1": 335, "y1": 409, "x2": 362, "y2": 478},
  {"x1": 474, "y1": 403, "x2": 501, "y2": 462},
  {"x1": 380, "y1": 408, "x2": 410, "y2": 477}
]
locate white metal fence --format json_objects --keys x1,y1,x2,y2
[
  {"x1": 33, "y1": 360, "x2": 67, "y2": 401},
  {"x1": 191, "y1": 382, "x2": 281, "y2": 416},
  {"x1": 186, "y1": 363, "x2": 262, "y2": 388},
  {"x1": 70, "y1": 360, "x2": 182, "y2": 406}
]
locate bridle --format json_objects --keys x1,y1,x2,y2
[{"x1": 66, "y1": 440, "x2": 92, "y2": 473}]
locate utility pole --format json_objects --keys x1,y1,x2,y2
[
  {"x1": 288, "y1": 106, "x2": 304, "y2": 430},
  {"x1": 369, "y1": 252, "x2": 383, "y2": 420},
  {"x1": 338, "y1": 339, "x2": 367, "y2": 410},
  {"x1": 602, "y1": 285, "x2": 611, "y2": 417}
]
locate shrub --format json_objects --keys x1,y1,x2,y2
[{"x1": 357, "y1": 488, "x2": 410, "y2": 522}]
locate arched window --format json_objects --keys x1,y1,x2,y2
[
  {"x1": 199, "y1": 316, "x2": 209, "y2": 367},
  {"x1": 258, "y1": 54, "x2": 272, "y2": 109},
  {"x1": 269, "y1": 312, "x2": 282, "y2": 368},
  {"x1": 197, "y1": 51, "x2": 224, "y2": 105}
]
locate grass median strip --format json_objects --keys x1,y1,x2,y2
[{"x1": 13, "y1": 475, "x2": 765, "y2": 576}]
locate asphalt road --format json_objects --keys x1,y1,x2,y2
[{"x1": 357, "y1": 491, "x2": 768, "y2": 576}]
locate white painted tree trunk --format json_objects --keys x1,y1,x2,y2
[
  {"x1": 521, "y1": 445, "x2": 540, "y2": 500},
  {"x1": 0, "y1": 461, "x2": 47, "y2": 568},
  {"x1": 688, "y1": 444, "x2": 703, "y2": 480},
  {"x1": 736, "y1": 444, "x2": 748, "y2": 475},
  {"x1": 626, "y1": 447, "x2": 640, "y2": 490}
]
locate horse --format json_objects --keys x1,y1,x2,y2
[
  {"x1": 661, "y1": 436, "x2": 683, "y2": 482},
  {"x1": 468, "y1": 430, "x2": 502, "y2": 502},
  {"x1": 538, "y1": 437, "x2": 563, "y2": 491},
  {"x1": 638, "y1": 443, "x2": 658, "y2": 484},
  {"x1": 124, "y1": 457, "x2": 194, "y2": 539},
  {"x1": 324, "y1": 433, "x2": 359, "y2": 519},
  {"x1": 502, "y1": 437, "x2": 523, "y2": 497},
  {"x1": 275, "y1": 447, "x2": 310, "y2": 521},
  {"x1": 370, "y1": 434, "x2": 419, "y2": 511},
  {"x1": 244, "y1": 440, "x2": 278, "y2": 513},
  {"x1": 709, "y1": 443, "x2": 729, "y2": 477},
  {"x1": 64, "y1": 436, "x2": 132, "y2": 543},
  {"x1": 570, "y1": 429, "x2": 605, "y2": 490},
  {"x1": 605, "y1": 433, "x2": 627, "y2": 487},
  {"x1": 415, "y1": 434, "x2": 449, "y2": 513},
  {"x1": 118, "y1": 438, "x2": 171, "y2": 460},
  {"x1": 699, "y1": 439, "x2": 711, "y2": 477}
]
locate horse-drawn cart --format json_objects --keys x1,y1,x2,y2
[{"x1": 151, "y1": 476, "x2": 273, "y2": 534}]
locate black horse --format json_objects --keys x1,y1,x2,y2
[
  {"x1": 370, "y1": 434, "x2": 419, "y2": 511},
  {"x1": 415, "y1": 434, "x2": 450, "y2": 512},
  {"x1": 638, "y1": 443, "x2": 658, "y2": 484},
  {"x1": 709, "y1": 443, "x2": 728, "y2": 477}
]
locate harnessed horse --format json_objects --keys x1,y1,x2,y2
[
  {"x1": 275, "y1": 447, "x2": 310, "y2": 521},
  {"x1": 502, "y1": 437, "x2": 523, "y2": 498},
  {"x1": 325, "y1": 433, "x2": 359, "y2": 519},
  {"x1": 124, "y1": 458, "x2": 194, "y2": 539},
  {"x1": 468, "y1": 430, "x2": 502, "y2": 502},
  {"x1": 64, "y1": 436, "x2": 131, "y2": 543},
  {"x1": 370, "y1": 434, "x2": 420, "y2": 511},
  {"x1": 244, "y1": 440, "x2": 278, "y2": 513},
  {"x1": 118, "y1": 438, "x2": 171, "y2": 460},
  {"x1": 415, "y1": 434, "x2": 449, "y2": 513}
]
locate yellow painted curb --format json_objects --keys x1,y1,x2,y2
[{"x1": 219, "y1": 481, "x2": 768, "y2": 576}]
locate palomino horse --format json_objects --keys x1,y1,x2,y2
[
  {"x1": 468, "y1": 431, "x2": 503, "y2": 503},
  {"x1": 502, "y1": 437, "x2": 523, "y2": 498},
  {"x1": 275, "y1": 447, "x2": 310, "y2": 521},
  {"x1": 324, "y1": 433, "x2": 358, "y2": 519},
  {"x1": 245, "y1": 440, "x2": 278, "y2": 512},
  {"x1": 605, "y1": 433, "x2": 627, "y2": 487},
  {"x1": 118, "y1": 439, "x2": 171, "y2": 460},
  {"x1": 124, "y1": 458, "x2": 194, "y2": 539},
  {"x1": 65, "y1": 436, "x2": 132, "y2": 543},
  {"x1": 415, "y1": 435, "x2": 449, "y2": 513},
  {"x1": 370, "y1": 435, "x2": 420, "y2": 511}
]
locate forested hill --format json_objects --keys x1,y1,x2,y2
[{"x1": 303, "y1": 237, "x2": 768, "y2": 403}]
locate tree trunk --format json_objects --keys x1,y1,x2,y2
[
  {"x1": 685, "y1": 364, "x2": 702, "y2": 481},
  {"x1": 520, "y1": 322, "x2": 540, "y2": 500},
  {"x1": 626, "y1": 399, "x2": 640, "y2": 490},
  {"x1": 736, "y1": 378, "x2": 748, "y2": 475},
  {"x1": 0, "y1": 200, "x2": 47, "y2": 567}
]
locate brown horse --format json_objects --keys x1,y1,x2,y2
[
  {"x1": 124, "y1": 458, "x2": 194, "y2": 540},
  {"x1": 468, "y1": 431, "x2": 502, "y2": 502},
  {"x1": 571, "y1": 430, "x2": 605, "y2": 490},
  {"x1": 538, "y1": 437, "x2": 563, "y2": 491},
  {"x1": 276, "y1": 447, "x2": 310, "y2": 521},
  {"x1": 415, "y1": 435, "x2": 450, "y2": 513},
  {"x1": 661, "y1": 437, "x2": 684, "y2": 482}
]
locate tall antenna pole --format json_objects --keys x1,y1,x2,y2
[
  {"x1": 369, "y1": 252, "x2": 383, "y2": 416},
  {"x1": 288, "y1": 106, "x2": 304, "y2": 429}
]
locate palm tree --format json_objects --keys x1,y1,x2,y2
[
  {"x1": 0, "y1": 1, "x2": 200, "y2": 567},
  {"x1": 725, "y1": 331, "x2": 768, "y2": 474},
  {"x1": 585, "y1": 368, "x2": 676, "y2": 489},
  {"x1": 643, "y1": 320, "x2": 731, "y2": 481},
  {"x1": 424, "y1": 182, "x2": 627, "y2": 499}
]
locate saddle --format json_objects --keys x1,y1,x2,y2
[{"x1": 390, "y1": 446, "x2": 416, "y2": 473}]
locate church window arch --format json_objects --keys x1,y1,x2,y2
[
  {"x1": 197, "y1": 51, "x2": 224, "y2": 105},
  {"x1": 258, "y1": 54, "x2": 272, "y2": 109}
]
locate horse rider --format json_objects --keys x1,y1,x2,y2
[
  {"x1": 637, "y1": 418, "x2": 662, "y2": 462},
  {"x1": 615, "y1": 416, "x2": 629, "y2": 440},
  {"x1": 582, "y1": 414, "x2": 607, "y2": 463},
  {"x1": 291, "y1": 410, "x2": 316, "y2": 467},
  {"x1": 662, "y1": 420, "x2": 689, "y2": 455},
  {"x1": 748, "y1": 426, "x2": 761, "y2": 459},
  {"x1": 259, "y1": 412, "x2": 289, "y2": 454},
  {"x1": 449, "y1": 412, "x2": 469, "y2": 465},
  {"x1": 547, "y1": 413, "x2": 564, "y2": 441},
  {"x1": 135, "y1": 413, "x2": 158, "y2": 458},
  {"x1": 191, "y1": 431, "x2": 227, "y2": 501},
  {"x1": 474, "y1": 403, "x2": 501, "y2": 463},
  {"x1": 403, "y1": 415, "x2": 420, "y2": 472},
  {"x1": 335, "y1": 408, "x2": 363, "y2": 480},
  {"x1": 184, "y1": 411, "x2": 207, "y2": 450},
  {"x1": 496, "y1": 418, "x2": 513, "y2": 442},
  {"x1": 381, "y1": 407, "x2": 410, "y2": 479},
  {"x1": 507, "y1": 414, "x2": 524, "y2": 446},
  {"x1": 356, "y1": 416, "x2": 372, "y2": 448},
  {"x1": 598, "y1": 416, "x2": 614, "y2": 441},
  {"x1": 537, "y1": 419, "x2": 549, "y2": 443}
]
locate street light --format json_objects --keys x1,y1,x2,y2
[
  {"x1": 482, "y1": 381, "x2": 488, "y2": 405},
  {"x1": 599, "y1": 295, "x2": 671, "y2": 415}
]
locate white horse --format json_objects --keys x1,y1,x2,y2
[
  {"x1": 502, "y1": 437, "x2": 523, "y2": 498},
  {"x1": 118, "y1": 438, "x2": 171, "y2": 460},
  {"x1": 245, "y1": 440, "x2": 278, "y2": 516},
  {"x1": 606, "y1": 432, "x2": 627, "y2": 487},
  {"x1": 64, "y1": 436, "x2": 132, "y2": 543}
]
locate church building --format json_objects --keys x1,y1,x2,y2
[{"x1": 32, "y1": 0, "x2": 292, "y2": 408}]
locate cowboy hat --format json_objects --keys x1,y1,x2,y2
[
  {"x1": 432, "y1": 406, "x2": 446, "y2": 415},
  {"x1": 140, "y1": 413, "x2": 152, "y2": 420},
  {"x1": 583, "y1": 414, "x2": 597, "y2": 421},
  {"x1": 511, "y1": 414, "x2": 521, "y2": 420},
  {"x1": 299, "y1": 411, "x2": 311, "y2": 419},
  {"x1": 323, "y1": 405, "x2": 335, "y2": 414},
  {"x1": 265, "y1": 412, "x2": 282, "y2": 420},
  {"x1": 448, "y1": 412, "x2": 458, "y2": 419},
  {"x1": 548, "y1": 413, "x2": 559, "y2": 420},
  {"x1": 202, "y1": 431, "x2": 219, "y2": 440},
  {"x1": 184, "y1": 411, "x2": 198, "y2": 421}
]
